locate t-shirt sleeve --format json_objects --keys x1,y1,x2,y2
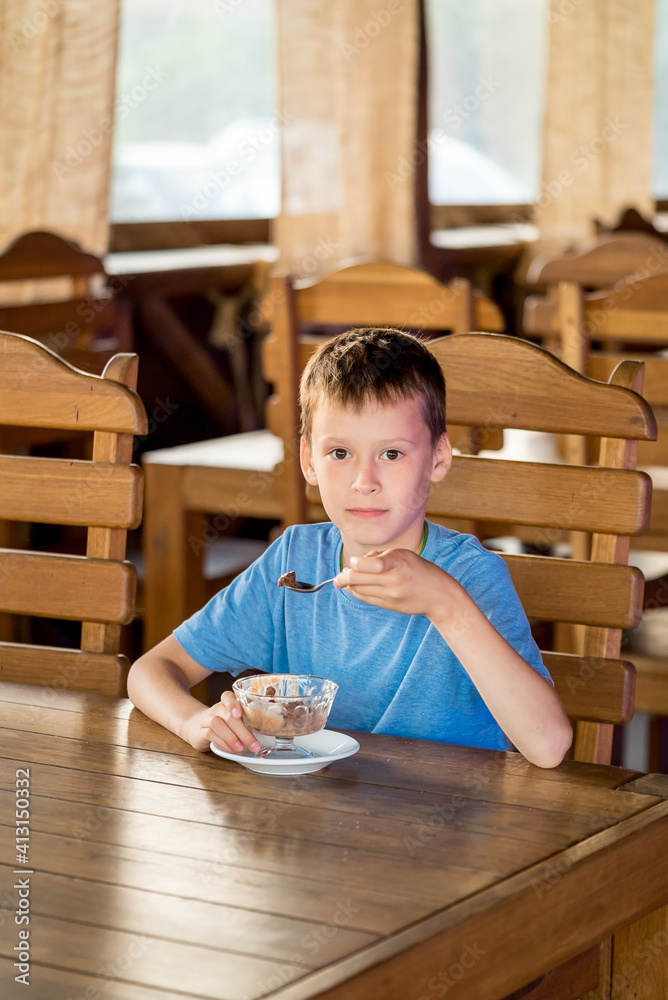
[
  {"x1": 458, "y1": 542, "x2": 553, "y2": 685},
  {"x1": 172, "y1": 530, "x2": 289, "y2": 674}
]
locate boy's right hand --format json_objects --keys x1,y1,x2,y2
[{"x1": 181, "y1": 691, "x2": 261, "y2": 754}]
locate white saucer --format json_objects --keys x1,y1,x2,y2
[{"x1": 209, "y1": 729, "x2": 360, "y2": 775}]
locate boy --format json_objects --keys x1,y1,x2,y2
[{"x1": 128, "y1": 328, "x2": 572, "y2": 768}]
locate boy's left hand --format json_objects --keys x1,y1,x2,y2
[{"x1": 334, "y1": 548, "x2": 453, "y2": 620}]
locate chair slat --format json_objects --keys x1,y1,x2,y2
[
  {"x1": 588, "y1": 310, "x2": 668, "y2": 343},
  {"x1": 0, "y1": 550, "x2": 136, "y2": 624},
  {"x1": 0, "y1": 231, "x2": 105, "y2": 279},
  {"x1": 427, "y1": 457, "x2": 652, "y2": 536},
  {"x1": 544, "y1": 652, "x2": 635, "y2": 724},
  {"x1": 0, "y1": 456, "x2": 143, "y2": 528},
  {"x1": 0, "y1": 644, "x2": 127, "y2": 696},
  {"x1": 526, "y1": 233, "x2": 668, "y2": 287},
  {"x1": 631, "y1": 653, "x2": 668, "y2": 715},
  {"x1": 0, "y1": 296, "x2": 115, "y2": 336},
  {"x1": 526, "y1": 283, "x2": 668, "y2": 343},
  {"x1": 587, "y1": 275, "x2": 668, "y2": 313},
  {"x1": 294, "y1": 262, "x2": 504, "y2": 331},
  {"x1": 648, "y1": 489, "x2": 668, "y2": 537},
  {"x1": 503, "y1": 554, "x2": 644, "y2": 629},
  {"x1": 428, "y1": 334, "x2": 657, "y2": 440},
  {"x1": 587, "y1": 353, "x2": 668, "y2": 403},
  {"x1": 0, "y1": 332, "x2": 147, "y2": 433}
]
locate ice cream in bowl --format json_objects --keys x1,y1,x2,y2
[{"x1": 232, "y1": 673, "x2": 338, "y2": 759}]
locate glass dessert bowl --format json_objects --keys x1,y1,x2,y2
[{"x1": 232, "y1": 673, "x2": 338, "y2": 759}]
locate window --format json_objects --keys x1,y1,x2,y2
[
  {"x1": 112, "y1": 0, "x2": 667, "y2": 228},
  {"x1": 111, "y1": 0, "x2": 279, "y2": 223},
  {"x1": 425, "y1": 0, "x2": 548, "y2": 207}
]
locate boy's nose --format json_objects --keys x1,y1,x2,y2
[{"x1": 352, "y1": 464, "x2": 380, "y2": 493}]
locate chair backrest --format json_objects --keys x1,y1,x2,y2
[
  {"x1": 0, "y1": 331, "x2": 148, "y2": 696},
  {"x1": 524, "y1": 234, "x2": 668, "y2": 400},
  {"x1": 525, "y1": 272, "x2": 668, "y2": 552},
  {"x1": 261, "y1": 261, "x2": 505, "y2": 524},
  {"x1": 305, "y1": 332, "x2": 657, "y2": 765},
  {"x1": 0, "y1": 231, "x2": 116, "y2": 363},
  {"x1": 526, "y1": 232, "x2": 668, "y2": 290},
  {"x1": 282, "y1": 259, "x2": 505, "y2": 332}
]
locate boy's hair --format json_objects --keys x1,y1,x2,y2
[{"x1": 299, "y1": 327, "x2": 446, "y2": 446}]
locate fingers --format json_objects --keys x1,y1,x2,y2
[
  {"x1": 334, "y1": 553, "x2": 392, "y2": 588},
  {"x1": 208, "y1": 691, "x2": 261, "y2": 753},
  {"x1": 333, "y1": 567, "x2": 351, "y2": 589},
  {"x1": 351, "y1": 552, "x2": 391, "y2": 573},
  {"x1": 347, "y1": 567, "x2": 403, "y2": 591}
]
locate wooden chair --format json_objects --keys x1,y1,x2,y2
[
  {"x1": 142, "y1": 260, "x2": 504, "y2": 650},
  {"x1": 525, "y1": 270, "x2": 668, "y2": 770},
  {"x1": 0, "y1": 331, "x2": 147, "y2": 696},
  {"x1": 0, "y1": 230, "x2": 131, "y2": 375},
  {"x1": 306, "y1": 331, "x2": 656, "y2": 766},
  {"x1": 526, "y1": 231, "x2": 668, "y2": 294}
]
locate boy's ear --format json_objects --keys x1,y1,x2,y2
[
  {"x1": 431, "y1": 432, "x2": 452, "y2": 483},
  {"x1": 300, "y1": 436, "x2": 318, "y2": 485}
]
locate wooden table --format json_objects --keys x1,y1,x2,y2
[{"x1": 1, "y1": 683, "x2": 668, "y2": 1000}]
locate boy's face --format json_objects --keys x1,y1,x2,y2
[{"x1": 300, "y1": 395, "x2": 451, "y2": 558}]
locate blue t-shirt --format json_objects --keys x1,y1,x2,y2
[{"x1": 174, "y1": 521, "x2": 551, "y2": 751}]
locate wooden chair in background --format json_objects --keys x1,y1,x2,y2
[
  {"x1": 142, "y1": 260, "x2": 505, "y2": 652},
  {"x1": 0, "y1": 331, "x2": 147, "y2": 695},
  {"x1": 526, "y1": 231, "x2": 668, "y2": 298},
  {"x1": 0, "y1": 230, "x2": 131, "y2": 373},
  {"x1": 525, "y1": 268, "x2": 668, "y2": 770}
]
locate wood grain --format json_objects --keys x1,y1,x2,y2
[
  {"x1": 0, "y1": 722, "x2": 656, "y2": 823},
  {"x1": 0, "y1": 294, "x2": 115, "y2": 337},
  {"x1": 0, "y1": 332, "x2": 146, "y2": 433},
  {"x1": 1, "y1": 686, "x2": 666, "y2": 999},
  {"x1": 526, "y1": 233, "x2": 668, "y2": 289},
  {"x1": 429, "y1": 333, "x2": 656, "y2": 439},
  {"x1": 0, "y1": 911, "x2": 309, "y2": 1000},
  {"x1": 290, "y1": 262, "x2": 504, "y2": 333},
  {"x1": 0, "y1": 829, "x2": 427, "y2": 935},
  {"x1": 260, "y1": 803, "x2": 668, "y2": 1000},
  {"x1": 0, "y1": 770, "x2": 569, "y2": 878},
  {"x1": 426, "y1": 459, "x2": 652, "y2": 536},
  {"x1": 0, "y1": 866, "x2": 377, "y2": 967},
  {"x1": 0, "y1": 550, "x2": 136, "y2": 623},
  {"x1": 544, "y1": 652, "x2": 635, "y2": 724},
  {"x1": 0, "y1": 645, "x2": 126, "y2": 694},
  {"x1": 0, "y1": 958, "x2": 188, "y2": 1000},
  {"x1": 0, "y1": 455, "x2": 142, "y2": 528}
]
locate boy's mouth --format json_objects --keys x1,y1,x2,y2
[{"x1": 347, "y1": 508, "x2": 388, "y2": 519}]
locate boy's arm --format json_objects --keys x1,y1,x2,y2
[
  {"x1": 428, "y1": 586, "x2": 573, "y2": 769},
  {"x1": 127, "y1": 635, "x2": 261, "y2": 754},
  {"x1": 337, "y1": 550, "x2": 573, "y2": 769}
]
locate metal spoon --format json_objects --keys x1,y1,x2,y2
[{"x1": 277, "y1": 572, "x2": 337, "y2": 593}]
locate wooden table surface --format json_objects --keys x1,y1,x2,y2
[{"x1": 1, "y1": 683, "x2": 668, "y2": 1000}]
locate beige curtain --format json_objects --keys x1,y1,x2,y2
[
  {"x1": 0, "y1": 0, "x2": 120, "y2": 257},
  {"x1": 275, "y1": 0, "x2": 419, "y2": 277},
  {"x1": 536, "y1": 0, "x2": 655, "y2": 251}
]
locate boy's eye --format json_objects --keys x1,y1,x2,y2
[
  {"x1": 331, "y1": 448, "x2": 349, "y2": 460},
  {"x1": 381, "y1": 449, "x2": 402, "y2": 461}
]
